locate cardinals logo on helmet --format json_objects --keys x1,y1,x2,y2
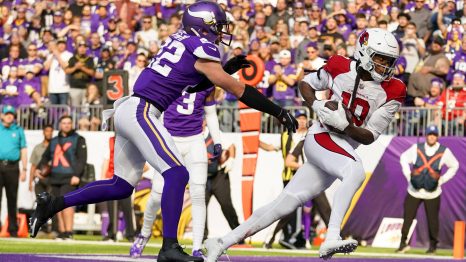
[{"x1": 359, "y1": 31, "x2": 369, "y2": 46}]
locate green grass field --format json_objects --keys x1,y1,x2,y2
[{"x1": 0, "y1": 235, "x2": 454, "y2": 258}]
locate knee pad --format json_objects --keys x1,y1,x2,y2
[{"x1": 189, "y1": 183, "x2": 206, "y2": 202}]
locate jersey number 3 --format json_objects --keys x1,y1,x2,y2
[
  {"x1": 341, "y1": 91, "x2": 370, "y2": 126},
  {"x1": 177, "y1": 91, "x2": 197, "y2": 115},
  {"x1": 149, "y1": 38, "x2": 185, "y2": 77}
]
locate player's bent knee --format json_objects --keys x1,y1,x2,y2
[
  {"x1": 162, "y1": 165, "x2": 189, "y2": 186},
  {"x1": 267, "y1": 192, "x2": 303, "y2": 218},
  {"x1": 347, "y1": 162, "x2": 366, "y2": 186},
  {"x1": 112, "y1": 175, "x2": 135, "y2": 199},
  {"x1": 189, "y1": 183, "x2": 206, "y2": 202}
]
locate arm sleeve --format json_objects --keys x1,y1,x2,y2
[
  {"x1": 365, "y1": 100, "x2": 401, "y2": 141},
  {"x1": 204, "y1": 104, "x2": 222, "y2": 145},
  {"x1": 439, "y1": 148, "x2": 459, "y2": 185},
  {"x1": 73, "y1": 136, "x2": 88, "y2": 178},
  {"x1": 400, "y1": 144, "x2": 417, "y2": 181}
]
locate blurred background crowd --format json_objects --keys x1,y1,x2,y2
[{"x1": 0, "y1": 0, "x2": 465, "y2": 134}]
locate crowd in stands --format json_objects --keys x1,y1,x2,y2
[{"x1": 0, "y1": 0, "x2": 465, "y2": 132}]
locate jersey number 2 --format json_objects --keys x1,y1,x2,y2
[
  {"x1": 149, "y1": 38, "x2": 185, "y2": 77},
  {"x1": 341, "y1": 91, "x2": 370, "y2": 126},
  {"x1": 177, "y1": 91, "x2": 197, "y2": 115}
]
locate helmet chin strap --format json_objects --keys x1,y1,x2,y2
[{"x1": 349, "y1": 60, "x2": 363, "y2": 111}]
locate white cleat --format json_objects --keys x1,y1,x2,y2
[
  {"x1": 319, "y1": 238, "x2": 358, "y2": 260},
  {"x1": 204, "y1": 238, "x2": 225, "y2": 262}
]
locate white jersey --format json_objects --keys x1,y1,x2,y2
[{"x1": 303, "y1": 55, "x2": 406, "y2": 148}]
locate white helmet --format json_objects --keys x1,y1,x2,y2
[{"x1": 353, "y1": 28, "x2": 399, "y2": 82}]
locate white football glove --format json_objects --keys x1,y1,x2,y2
[
  {"x1": 221, "y1": 157, "x2": 235, "y2": 174},
  {"x1": 318, "y1": 101, "x2": 350, "y2": 132},
  {"x1": 311, "y1": 99, "x2": 328, "y2": 115}
]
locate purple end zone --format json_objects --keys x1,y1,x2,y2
[{"x1": 0, "y1": 254, "x2": 456, "y2": 262}]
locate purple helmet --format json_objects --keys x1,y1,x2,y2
[{"x1": 182, "y1": 1, "x2": 232, "y2": 46}]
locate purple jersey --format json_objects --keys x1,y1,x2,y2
[
  {"x1": 257, "y1": 59, "x2": 277, "y2": 96},
  {"x1": 17, "y1": 79, "x2": 41, "y2": 106},
  {"x1": 271, "y1": 65, "x2": 297, "y2": 100},
  {"x1": 163, "y1": 88, "x2": 215, "y2": 137},
  {"x1": 448, "y1": 51, "x2": 466, "y2": 81},
  {"x1": 133, "y1": 30, "x2": 221, "y2": 112},
  {"x1": 50, "y1": 22, "x2": 66, "y2": 36},
  {"x1": 19, "y1": 57, "x2": 43, "y2": 77},
  {"x1": 1, "y1": 58, "x2": 21, "y2": 80},
  {"x1": 1, "y1": 79, "x2": 22, "y2": 107}
]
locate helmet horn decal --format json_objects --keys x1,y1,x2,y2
[{"x1": 187, "y1": 8, "x2": 216, "y2": 25}]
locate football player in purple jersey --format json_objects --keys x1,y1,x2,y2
[
  {"x1": 29, "y1": 2, "x2": 297, "y2": 261},
  {"x1": 130, "y1": 86, "x2": 222, "y2": 258}
]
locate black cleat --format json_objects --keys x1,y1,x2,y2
[
  {"x1": 157, "y1": 243, "x2": 204, "y2": 262},
  {"x1": 29, "y1": 192, "x2": 55, "y2": 238},
  {"x1": 395, "y1": 242, "x2": 410, "y2": 254},
  {"x1": 426, "y1": 247, "x2": 436, "y2": 254}
]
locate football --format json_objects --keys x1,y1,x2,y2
[
  {"x1": 325, "y1": 101, "x2": 339, "y2": 111},
  {"x1": 323, "y1": 101, "x2": 354, "y2": 133}
]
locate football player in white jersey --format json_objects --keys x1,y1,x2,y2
[{"x1": 205, "y1": 28, "x2": 407, "y2": 261}]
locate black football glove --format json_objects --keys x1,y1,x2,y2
[
  {"x1": 186, "y1": 55, "x2": 251, "y2": 93},
  {"x1": 210, "y1": 144, "x2": 223, "y2": 160},
  {"x1": 223, "y1": 54, "x2": 251, "y2": 74},
  {"x1": 277, "y1": 109, "x2": 298, "y2": 134}
]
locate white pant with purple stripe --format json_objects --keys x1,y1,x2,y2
[{"x1": 107, "y1": 96, "x2": 185, "y2": 186}]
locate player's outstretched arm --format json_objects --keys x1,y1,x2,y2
[{"x1": 195, "y1": 59, "x2": 298, "y2": 133}]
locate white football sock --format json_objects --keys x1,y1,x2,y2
[
  {"x1": 190, "y1": 183, "x2": 206, "y2": 251},
  {"x1": 326, "y1": 161, "x2": 365, "y2": 240},
  {"x1": 141, "y1": 190, "x2": 162, "y2": 238}
]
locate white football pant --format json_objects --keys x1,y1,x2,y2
[
  {"x1": 218, "y1": 131, "x2": 366, "y2": 249},
  {"x1": 141, "y1": 134, "x2": 208, "y2": 251}
]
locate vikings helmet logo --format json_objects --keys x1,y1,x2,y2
[
  {"x1": 188, "y1": 8, "x2": 216, "y2": 25},
  {"x1": 359, "y1": 31, "x2": 369, "y2": 46}
]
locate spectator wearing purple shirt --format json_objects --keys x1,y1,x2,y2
[
  {"x1": 88, "y1": 33, "x2": 102, "y2": 64},
  {"x1": 257, "y1": 42, "x2": 277, "y2": 97},
  {"x1": 414, "y1": 78, "x2": 444, "y2": 108},
  {"x1": 11, "y1": 7, "x2": 29, "y2": 30},
  {"x1": 103, "y1": 18, "x2": 119, "y2": 43},
  {"x1": 91, "y1": 5, "x2": 111, "y2": 35},
  {"x1": 17, "y1": 71, "x2": 42, "y2": 106},
  {"x1": 80, "y1": 5, "x2": 94, "y2": 37},
  {"x1": 0, "y1": 66, "x2": 22, "y2": 107},
  {"x1": 116, "y1": 42, "x2": 138, "y2": 71},
  {"x1": 18, "y1": 43, "x2": 43, "y2": 82},
  {"x1": 50, "y1": 11, "x2": 67, "y2": 36},
  {"x1": 269, "y1": 50, "x2": 298, "y2": 107},
  {"x1": 1, "y1": 45, "x2": 22, "y2": 82},
  {"x1": 448, "y1": 37, "x2": 466, "y2": 82}
]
